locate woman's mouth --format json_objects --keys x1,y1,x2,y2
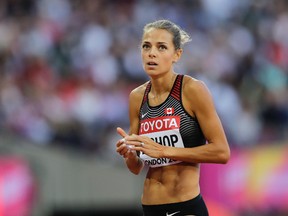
[{"x1": 147, "y1": 62, "x2": 158, "y2": 66}]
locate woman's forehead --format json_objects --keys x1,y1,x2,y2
[{"x1": 142, "y1": 28, "x2": 173, "y2": 43}]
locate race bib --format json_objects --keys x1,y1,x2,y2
[{"x1": 139, "y1": 116, "x2": 184, "y2": 168}]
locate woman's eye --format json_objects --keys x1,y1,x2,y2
[
  {"x1": 142, "y1": 44, "x2": 150, "y2": 49},
  {"x1": 159, "y1": 45, "x2": 167, "y2": 50}
]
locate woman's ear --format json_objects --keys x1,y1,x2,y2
[{"x1": 173, "y1": 48, "x2": 183, "y2": 63}]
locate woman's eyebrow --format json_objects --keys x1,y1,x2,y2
[
  {"x1": 157, "y1": 42, "x2": 168, "y2": 45},
  {"x1": 142, "y1": 41, "x2": 168, "y2": 45}
]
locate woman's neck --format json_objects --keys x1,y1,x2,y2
[{"x1": 149, "y1": 72, "x2": 177, "y2": 98}]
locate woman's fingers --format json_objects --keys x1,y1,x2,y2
[
  {"x1": 117, "y1": 144, "x2": 129, "y2": 156},
  {"x1": 117, "y1": 127, "x2": 128, "y2": 138},
  {"x1": 116, "y1": 139, "x2": 127, "y2": 152},
  {"x1": 125, "y1": 140, "x2": 144, "y2": 147},
  {"x1": 116, "y1": 138, "x2": 125, "y2": 147},
  {"x1": 116, "y1": 140, "x2": 136, "y2": 158},
  {"x1": 116, "y1": 132, "x2": 150, "y2": 155},
  {"x1": 115, "y1": 127, "x2": 138, "y2": 159}
]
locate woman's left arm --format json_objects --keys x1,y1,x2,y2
[{"x1": 164, "y1": 78, "x2": 230, "y2": 164}]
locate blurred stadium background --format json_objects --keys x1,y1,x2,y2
[{"x1": 0, "y1": 0, "x2": 287, "y2": 215}]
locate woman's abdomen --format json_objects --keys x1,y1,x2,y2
[{"x1": 142, "y1": 162, "x2": 200, "y2": 205}]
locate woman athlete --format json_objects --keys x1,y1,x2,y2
[{"x1": 116, "y1": 19, "x2": 230, "y2": 216}]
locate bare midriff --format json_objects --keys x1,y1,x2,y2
[{"x1": 141, "y1": 162, "x2": 200, "y2": 205}]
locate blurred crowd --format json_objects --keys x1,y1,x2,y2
[{"x1": 0, "y1": 0, "x2": 287, "y2": 155}]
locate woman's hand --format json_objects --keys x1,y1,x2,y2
[
  {"x1": 116, "y1": 127, "x2": 137, "y2": 160},
  {"x1": 116, "y1": 127, "x2": 144, "y2": 175},
  {"x1": 116, "y1": 137, "x2": 137, "y2": 159},
  {"x1": 124, "y1": 134, "x2": 167, "y2": 159}
]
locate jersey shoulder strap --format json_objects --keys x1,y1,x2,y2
[
  {"x1": 170, "y1": 74, "x2": 183, "y2": 101},
  {"x1": 140, "y1": 81, "x2": 151, "y2": 110}
]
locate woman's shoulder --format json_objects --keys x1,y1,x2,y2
[
  {"x1": 129, "y1": 81, "x2": 149, "y2": 101},
  {"x1": 181, "y1": 75, "x2": 214, "y2": 112},
  {"x1": 182, "y1": 75, "x2": 208, "y2": 94}
]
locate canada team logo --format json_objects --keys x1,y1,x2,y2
[{"x1": 165, "y1": 107, "x2": 174, "y2": 115}]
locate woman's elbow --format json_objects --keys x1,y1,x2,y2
[{"x1": 219, "y1": 147, "x2": 230, "y2": 164}]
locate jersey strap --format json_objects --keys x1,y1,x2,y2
[
  {"x1": 142, "y1": 81, "x2": 151, "y2": 105},
  {"x1": 170, "y1": 74, "x2": 183, "y2": 101}
]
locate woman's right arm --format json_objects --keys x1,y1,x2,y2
[{"x1": 116, "y1": 87, "x2": 144, "y2": 175}]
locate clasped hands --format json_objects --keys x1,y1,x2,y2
[{"x1": 116, "y1": 127, "x2": 166, "y2": 159}]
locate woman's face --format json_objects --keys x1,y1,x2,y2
[{"x1": 141, "y1": 28, "x2": 181, "y2": 77}]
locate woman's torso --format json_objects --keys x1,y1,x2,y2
[{"x1": 138, "y1": 74, "x2": 206, "y2": 205}]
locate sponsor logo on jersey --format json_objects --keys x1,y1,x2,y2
[{"x1": 139, "y1": 116, "x2": 180, "y2": 134}]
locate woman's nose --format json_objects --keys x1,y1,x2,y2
[{"x1": 148, "y1": 47, "x2": 157, "y2": 57}]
